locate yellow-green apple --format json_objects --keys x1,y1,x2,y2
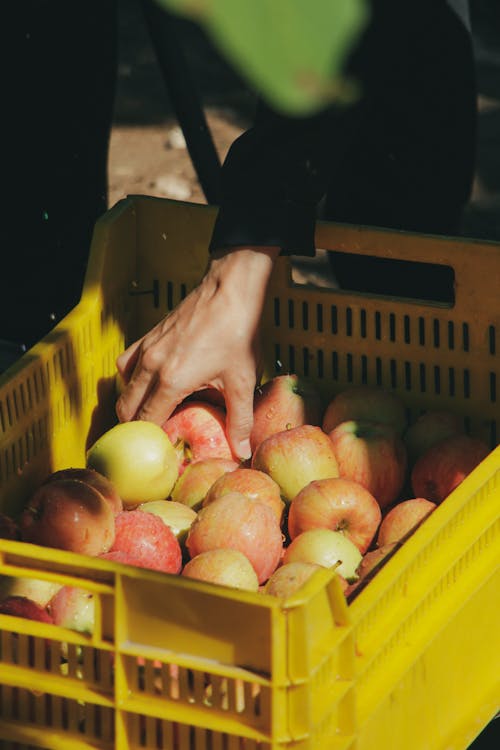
[
  {"x1": 251, "y1": 424, "x2": 339, "y2": 503},
  {"x1": 47, "y1": 586, "x2": 95, "y2": 634},
  {"x1": 162, "y1": 400, "x2": 235, "y2": 473},
  {"x1": 403, "y1": 410, "x2": 464, "y2": 468},
  {"x1": 182, "y1": 549, "x2": 259, "y2": 591},
  {"x1": 44, "y1": 467, "x2": 123, "y2": 514},
  {"x1": 287, "y1": 477, "x2": 382, "y2": 553},
  {"x1": 109, "y1": 510, "x2": 182, "y2": 574},
  {"x1": 345, "y1": 542, "x2": 399, "y2": 599},
  {"x1": 171, "y1": 457, "x2": 238, "y2": 510},
  {"x1": 263, "y1": 561, "x2": 324, "y2": 598},
  {"x1": 20, "y1": 479, "x2": 115, "y2": 556},
  {"x1": 203, "y1": 467, "x2": 285, "y2": 523},
  {"x1": 377, "y1": 497, "x2": 436, "y2": 546},
  {"x1": 327, "y1": 419, "x2": 407, "y2": 510},
  {"x1": 283, "y1": 528, "x2": 362, "y2": 581},
  {"x1": 0, "y1": 595, "x2": 54, "y2": 623},
  {"x1": 0, "y1": 576, "x2": 62, "y2": 608},
  {"x1": 411, "y1": 433, "x2": 490, "y2": 503},
  {"x1": 138, "y1": 499, "x2": 197, "y2": 548},
  {"x1": 186, "y1": 492, "x2": 283, "y2": 584},
  {"x1": 323, "y1": 385, "x2": 407, "y2": 435},
  {"x1": 250, "y1": 374, "x2": 322, "y2": 453},
  {"x1": 86, "y1": 421, "x2": 179, "y2": 506}
]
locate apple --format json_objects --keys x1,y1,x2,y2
[
  {"x1": 327, "y1": 419, "x2": 407, "y2": 510},
  {"x1": 20, "y1": 479, "x2": 115, "y2": 556},
  {"x1": 250, "y1": 374, "x2": 322, "y2": 453},
  {"x1": 138, "y1": 500, "x2": 197, "y2": 547},
  {"x1": 182, "y1": 549, "x2": 259, "y2": 591},
  {"x1": 99, "y1": 550, "x2": 146, "y2": 567},
  {"x1": 204, "y1": 467, "x2": 285, "y2": 523},
  {"x1": 109, "y1": 510, "x2": 182, "y2": 574},
  {"x1": 0, "y1": 595, "x2": 54, "y2": 623},
  {"x1": 0, "y1": 512, "x2": 21, "y2": 540},
  {"x1": 43, "y1": 467, "x2": 123, "y2": 514},
  {"x1": 377, "y1": 497, "x2": 437, "y2": 546},
  {"x1": 322, "y1": 385, "x2": 407, "y2": 436},
  {"x1": 345, "y1": 542, "x2": 399, "y2": 599},
  {"x1": 171, "y1": 457, "x2": 238, "y2": 510},
  {"x1": 162, "y1": 400, "x2": 235, "y2": 473},
  {"x1": 0, "y1": 576, "x2": 62, "y2": 608},
  {"x1": 86, "y1": 420, "x2": 179, "y2": 507},
  {"x1": 186, "y1": 492, "x2": 283, "y2": 584},
  {"x1": 287, "y1": 477, "x2": 382, "y2": 553},
  {"x1": 47, "y1": 586, "x2": 95, "y2": 634},
  {"x1": 283, "y1": 528, "x2": 362, "y2": 581},
  {"x1": 251, "y1": 424, "x2": 339, "y2": 503},
  {"x1": 263, "y1": 561, "x2": 323, "y2": 598},
  {"x1": 411, "y1": 433, "x2": 490, "y2": 504},
  {"x1": 403, "y1": 410, "x2": 465, "y2": 468},
  {"x1": 185, "y1": 387, "x2": 226, "y2": 409}
]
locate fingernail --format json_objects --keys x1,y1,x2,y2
[{"x1": 236, "y1": 439, "x2": 252, "y2": 462}]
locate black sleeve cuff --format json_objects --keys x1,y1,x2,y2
[{"x1": 209, "y1": 197, "x2": 317, "y2": 257}]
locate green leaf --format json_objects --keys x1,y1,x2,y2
[{"x1": 156, "y1": 0, "x2": 370, "y2": 115}]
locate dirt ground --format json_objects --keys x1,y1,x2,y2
[
  {"x1": 108, "y1": 0, "x2": 500, "y2": 254},
  {"x1": 107, "y1": 1, "x2": 252, "y2": 209}
]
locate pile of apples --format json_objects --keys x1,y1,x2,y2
[{"x1": 0, "y1": 375, "x2": 492, "y2": 634}]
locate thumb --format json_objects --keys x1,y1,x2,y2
[{"x1": 224, "y1": 378, "x2": 256, "y2": 462}]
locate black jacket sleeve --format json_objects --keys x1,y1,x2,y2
[
  {"x1": 208, "y1": 100, "x2": 363, "y2": 256},
  {"x1": 208, "y1": 0, "x2": 459, "y2": 258}
]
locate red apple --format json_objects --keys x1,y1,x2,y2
[
  {"x1": 163, "y1": 400, "x2": 236, "y2": 472},
  {"x1": 377, "y1": 497, "x2": 437, "y2": 546},
  {"x1": 186, "y1": 492, "x2": 283, "y2": 584},
  {"x1": 204, "y1": 467, "x2": 285, "y2": 523},
  {"x1": 99, "y1": 550, "x2": 146, "y2": 567},
  {"x1": 345, "y1": 542, "x2": 400, "y2": 599},
  {"x1": 403, "y1": 410, "x2": 465, "y2": 468},
  {"x1": 263, "y1": 561, "x2": 323, "y2": 598},
  {"x1": 251, "y1": 424, "x2": 339, "y2": 503},
  {"x1": 411, "y1": 434, "x2": 490, "y2": 504},
  {"x1": 328, "y1": 419, "x2": 407, "y2": 510},
  {"x1": 0, "y1": 595, "x2": 54, "y2": 623},
  {"x1": 47, "y1": 586, "x2": 95, "y2": 634},
  {"x1": 170, "y1": 457, "x2": 239, "y2": 510},
  {"x1": 186, "y1": 387, "x2": 226, "y2": 409},
  {"x1": 283, "y1": 528, "x2": 362, "y2": 581},
  {"x1": 182, "y1": 549, "x2": 259, "y2": 591},
  {"x1": 20, "y1": 479, "x2": 115, "y2": 556},
  {"x1": 323, "y1": 385, "x2": 407, "y2": 435},
  {"x1": 109, "y1": 510, "x2": 182, "y2": 574},
  {"x1": 87, "y1": 420, "x2": 179, "y2": 506},
  {"x1": 44, "y1": 467, "x2": 123, "y2": 514},
  {"x1": 0, "y1": 512, "x2": 21, "y2": 540},
  {"x1": 250, "y1": 374, "x2": 322, "y2": 453},
  {"x1": 287, "y1": 477, "x2": 382, "y2": 553}
]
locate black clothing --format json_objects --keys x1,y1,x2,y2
[
  {"x1": 1, "y1": 1, "x2": 117, "y2": 347},
  {"x1": 210, "y1": 0, "x2": 477, "y2": 301}
]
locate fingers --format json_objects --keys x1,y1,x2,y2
[
  {"x1": 135, "y1": 378, "x2": 185, "y2": 426},
  {"x1": 115, "y1": 342, "x2": 165, "y2": 423},
  {"x1": 223, "y1": 369, "x2": 257, "y2": 461},
  {"x1": 116, "y1": 339, "x2": 142, "y2": 383}
]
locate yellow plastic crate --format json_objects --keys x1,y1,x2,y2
[{"x1": 0, "y1": 196, "x2": 499, "y2": 750}]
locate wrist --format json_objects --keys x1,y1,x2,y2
[{"x1": 206, "y1": 245, "x2": 280, "y2": 313}]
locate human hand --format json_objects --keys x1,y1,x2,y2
[{"x1": 115, "y1": 246, "x2": 280, "y2": 460}]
